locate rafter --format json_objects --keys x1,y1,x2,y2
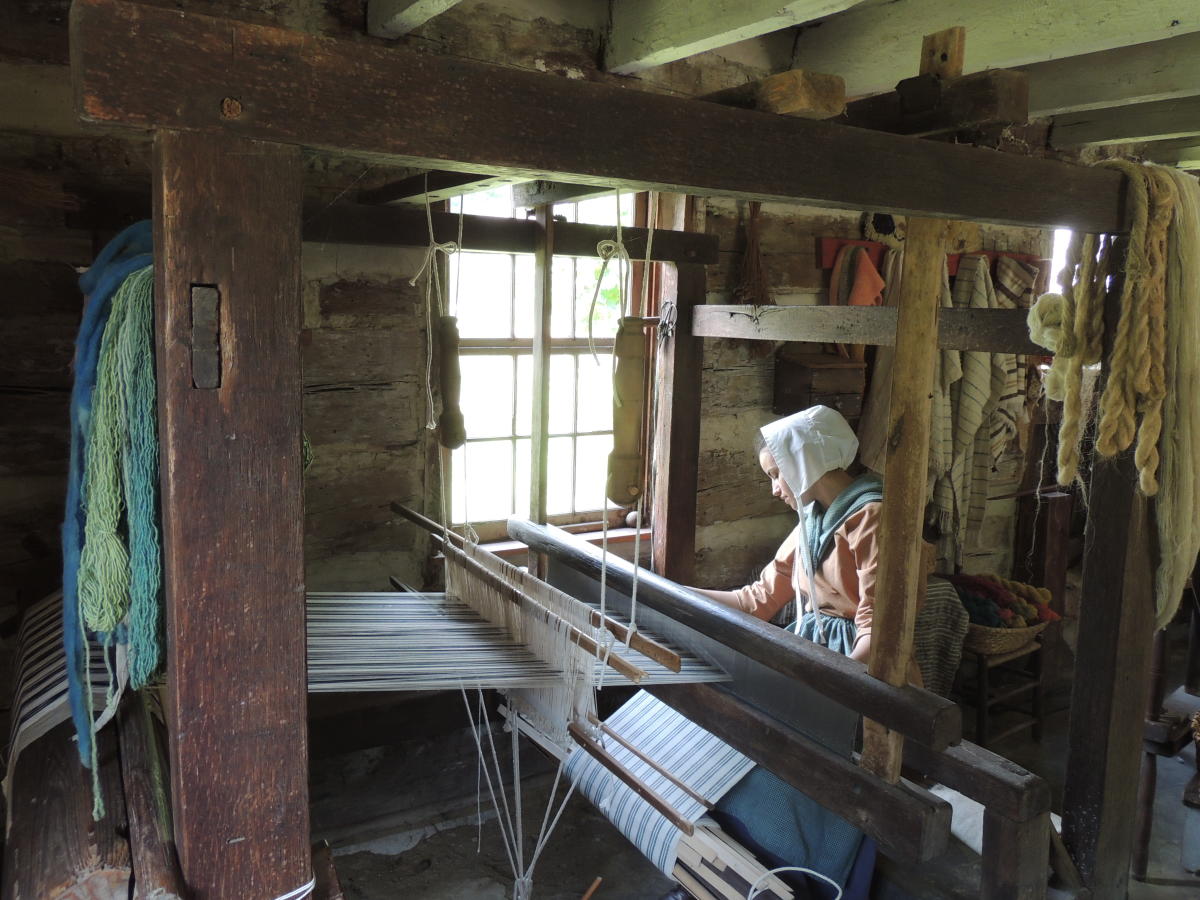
[
  {"x1": 367, "y1": 0, "x2": 463, "y2": 38},
  {"x1": 790, "y1": 0, "x2": 1200, "y2": 99},
  {"x1": 606, "y1": 0, "x2": 857, "y2": 74},
  {"x1": 1052, "y1": 95, "x2": 1200, "y2": 147}
]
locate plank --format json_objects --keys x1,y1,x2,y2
[
  {"x1": 604, "y1": 0, "x2": 857, "y2": 74},
  {"x1": 303, "y1": 204, "x2": 719, "y2": 263},
  {"x1": 649, "y1": 682, "x2": 952, "y2": 862},
  {"x1": 509, "y1": 518, "x2": 962, "y2": 749},
  {"x1": 1, "y1": 722, "x2": 130, "y2": 900},
  {"x1": 512, "y1": 181, "x2": 613, "y2": 208},
  {"x1": 704, "y1": 70, "x2": 846, "y2": 120},
  {"x1": 692, "y1": 305, "x2": 1043, "y2": 354},
  {"x1": 1061, "y1": 245, "x2": 1157, "y2": 896},
  {"x1": 70, "y1": 0, "x2": 1129, "y2": 232},
  {"x1": 1052, "y1": 94, "x2": 1200, "y2": 147},
  {"x1": 154, "y1": 130, "x2": 310, "y2": 899},
  {"x1": 651, "y1": 262, "x2": 704, "y2": 585},
  {"x1": 312, "y1": 841, "x2": 345, "y2": 900},
  {"x1": 860, "y1": 217, "x2": 951, "y2": 782},
  {"x1": 1019, "y1": 31, "x2": 1200, "y2": 117},
  {"x1": 367, "y1": 0, "x2": 463, "y2": 38},
  {"x1": 118, "y1": 697, "x2": 187, "y2": 900},
  {"x1": 981, "y1": 811, "x2": 1050, "y2": 900},
  {"x1": 789, "y1": 0, "x2": 1200, "y2": 98},
  {"x1": 920, "y1": 26, "x2": 966, "y2": 79},
  {"x1": 358, "y1": 170, "x2": 529, "y2": 205},
  {"x1": 842, "y1": 69, "x2": 1029, "y2": 137}
]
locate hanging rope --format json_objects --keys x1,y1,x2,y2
[{"x1": 411, "y1": 174, "x2": 462, "y2": 429}]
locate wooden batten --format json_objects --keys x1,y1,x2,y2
[
  {"x1": 693, "y1": 304, "x2": 1044, "y2": 355},
  {"x1": 70, "y1": 0, "x2": 1128, "y2": 232}
]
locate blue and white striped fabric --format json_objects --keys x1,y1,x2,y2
[{"x1": 565, "y1": 690, "x2": 755, "y2": 875}]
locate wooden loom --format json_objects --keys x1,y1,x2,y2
[{"x1": 59, "y1": 1, "x2": 1154, "y2": 897}]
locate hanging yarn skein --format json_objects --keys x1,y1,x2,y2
[{"x1": 1028, "y1": 161, "x2": 1200, "y2": 627}]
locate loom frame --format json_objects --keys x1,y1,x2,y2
[{"x1": 67, "y1": 0, "x2": 1147, "y2": 897}]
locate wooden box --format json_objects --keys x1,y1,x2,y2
[{"x1": 772, "y1": 348, "x2": 866, "y2": 416}]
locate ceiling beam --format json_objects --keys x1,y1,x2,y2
[
  {"x1": 367, "y1": 0, "x2": 462, "y2": 38},
  {"x1": 1019, "y1": 31, "x2": 1200, "y2": 118},
  {"x1": 357, "y1": 170, "x2": 529, "y2": 205},
  {"x1": 1052, "y1": 95, "x2": 1200, "y2": 147},
  {"x1": 606, "y1": 0, "x2": 858, "y2": 74},
  {"x1": 1139, "y1": 138, "x2": 1200, "y2": 168},
  {"x1": 70, "y1": 0, "x2": 1128, "y2": 233},
  {"x1": 791, "y1": 0, "x2": 1200, "y2": 99}
]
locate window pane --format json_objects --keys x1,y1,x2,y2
[
  {"x1": 515, "y1": 354, "x2": 533, "y2": 437},
  {"x1": 552, "y1": 201, "x2": 577, "y2": 223},
  {"x1": 576, "y1": 255, "x2": 623, "y2": 339},
  {"x1": 576, "y1": 433, "x2": 613, "y2": 512},
  {"x1": 450, "y1": 445, "x2": 467, "y2": 524},
  {"x1": 460, "y1": 355, "x2": 514, "y2": 439},
  {"x1": 515, "y1": 438, "x2": 531, "y2": 518},
  {"x1": 458, "y1": 439, "x2": 514, "y2": 522},
  {"x1": 576, "y1": 353, "x2": 613, "y2": 433},
  {"x1": 551, "y1": 256, "x2": 575, "y2": 338},
  {"x1": 575, "y1": 194, "x2": 619, "y2": 226},
  {"x1": 458, "y1": 185, "x2": 516, "y2": 218},
  {"x1": 547, "y1": 436, "x2": 574, "y2": 516},
  {"x1": 549, "y1": 354, "x2": 576, "y2": 435},
  {"x1": 454, "y1": 253, "x2": 513, "y2": 338},
  {"x1": 513, "y1": 254, "x2": 535, "y2": 339}
]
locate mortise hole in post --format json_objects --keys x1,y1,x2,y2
[{"x1": 190, "y1": 284, "x2": 221, "y2": 389}]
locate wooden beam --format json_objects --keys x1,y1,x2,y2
[
  {"x1": 605, "y1": 0, "x2": 857, "y2": 74},
  {"x1": 789, "y1": 0, "x2": 1200, "y2": 99},
  {"x1": 652, "y1": 263, "x2": 704, "y2": 584},
  {"x1": 860, "y1": 217, "x2": 950, "y2": 782},
  {"x1": 367, "y1": 0, "x2": 463, "y2": 38},
  {"x1": 1052, "y1": 95, "x2": 1200, "y2": 147},
  {"x1": 1061, "y1": 245, "x2": 1158, "y2": 896},
  {"x1": 692, "y1": 305, "x2": 1045, "y2": 355},
  {"x1": 358, "y1": 170, "x2": 530, "y2": 206},
  {"x1": 841, "y1": 69, "x2": 1029, "y2": 137},
  {"x1": 70, "y1": 0, "x2": 1129, "y2": 232},
  {"x1": 509, "y1": 518, "x2": 962, "y2": 749},
  {"x1": 1019, "y1": 31, "x2": 1200, "y2": 117},
  {"x1": 903, "y1": 739, "x2": 1050, "y2": 824},
  {"x1": 1141, "y1": 139, "x2": 1200, "y2": 169},
  {"x1": 154, "y1": 130, "x2": 310, "y2": 898},
  {"x1": 649, "y1": 682, "x2": 951, "y2": 862},
  {"x1": 303, "y1": 204, "x2": 719, "y2": 263}
]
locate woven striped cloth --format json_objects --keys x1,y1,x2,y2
[{"x1": 913, "y1": 577, "x2": 970, "y2": 697}]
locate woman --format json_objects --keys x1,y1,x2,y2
[
  {"x1": 693, "y1": 405, "x2": 884, "y2": 665},
  {"x1": 671, "y1": 406, "x2": 882, "y2": 900}
]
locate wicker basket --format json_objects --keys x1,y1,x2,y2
[{"x1": 963, "y1": 621, "x2": 1048, "y2": 656}]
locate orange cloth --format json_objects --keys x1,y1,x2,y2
[
  {"x1": 733, "y1": 503, "x2": 882, "y2": 652},
  {"x1": 829, "y1": 246, "x2": 886, "y2": 360}
]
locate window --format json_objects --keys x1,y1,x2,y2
[{"x1": 447, "y1": 187, "x2": 636, "y2": 532}]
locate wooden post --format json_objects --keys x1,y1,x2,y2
[
  {"x1": 117, "y1": 696, "x2": 186, "y2": 899},
  {"x1": 861, "y1": 217, "x2": 952, "y2": 782},
  {"x1": 981, "y1": 810, "x2": 1050, "y2": 900},
  {"x1": 1061, "y1": 242, "x2": 1157, "y2": 897},
  {"x1": 154, "y1": 131, "x2": 310, "y2": 898},
  {"x1": 921, "y1": 26, "x2": 967, "y2": 79},
  {"x1": 652, "y1": 262, "x2": 705, "y2": 584},
  {"x1": 528, "y1": 204, "x2": 554, "y2": 576}
]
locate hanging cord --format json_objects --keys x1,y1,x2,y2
[
  {"x1": 748, "y1": 866, "x2": 843, "y2": 900},
  {"x1": 587, "y1": 189, "x2": 631, "y2": 363},
  {"x1": 412, "y1": 174, "x2": 461, "y2": 429},
  {"x1": 271, "y1": 877, "x2": 316, "y2": 900}
]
